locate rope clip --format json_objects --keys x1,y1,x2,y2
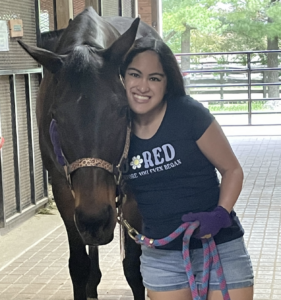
[{"x1": 122, "y1": 219, "x2": 139, "y2": 240}]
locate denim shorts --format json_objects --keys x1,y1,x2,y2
[{"x1": 140, "y1": 237, "x2": 254, "y2": 292}]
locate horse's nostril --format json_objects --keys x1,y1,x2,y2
[{"x1": 74, "y1": 205, "x2": 115, "y2": 236}]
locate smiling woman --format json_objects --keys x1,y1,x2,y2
[{"x1": 120, "y1": 36, "x2": 254, "y2": 300}]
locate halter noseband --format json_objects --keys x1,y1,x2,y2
[{"x1": 66, "y1": 126, "x2": 131, "y2": 186}]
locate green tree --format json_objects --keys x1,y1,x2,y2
[
  {"x1": 163, "y1": 0, "x2": 281, "y2": 97},
  {"x1": 163, "y1": 1, "x2": 222, "y2": 59},
  {"x1": 216, "y1": 0, "x2": 281, "y2": 97},
  {"x1": 163, "y1": 0, "x2": 222, "y2": 92}
]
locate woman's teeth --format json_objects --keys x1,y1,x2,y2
[{"x1": 134, "y1": 94, "x2": 149, "y2": 100}]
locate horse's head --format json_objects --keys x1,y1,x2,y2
[{"x1": 19, "y1": 17, "x2": 140, "y2": 245}]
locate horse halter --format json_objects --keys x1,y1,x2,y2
[
  {"x1": 66, "y1": 126, "x2": 130, "y2": 186},
  {"x1": 49, "y1": 119, "x2": 131, "y2": 203}
]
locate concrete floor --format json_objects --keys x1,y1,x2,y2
[{"x1": 0, "y1": 135, "x2": 281, "y2": 300}]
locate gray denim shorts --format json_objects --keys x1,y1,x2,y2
[{"x1": 140, "y1": 237, "x2": 254, "y2": 292}]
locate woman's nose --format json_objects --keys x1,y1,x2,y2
[{"x1": 137, "y1": 79, "x2": 149, "y2": 93}]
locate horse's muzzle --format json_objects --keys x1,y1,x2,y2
[{"x1": 74, "y1": 205, "x2": 116, "y2": 245}]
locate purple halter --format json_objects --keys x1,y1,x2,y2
[{"x1": 49, "y1": 119, "x2": 65, "y2": 166}]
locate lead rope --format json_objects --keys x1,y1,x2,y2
[{"x1": 133, "y1": 221, "x2": 230, "y2": 300}]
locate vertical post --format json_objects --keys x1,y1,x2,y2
[
  {"x1": 133, "y1": 0, "x2": 138, "y2": 17},
  {"x1": 35, "y1": 0, "x2": 41, "y2": 46},
  {"x1": 247, "y1": 53, "x2": 252, "y2": 125},
  {"x1": 157, "y1": 0, "x2": 162, "y2": 37},
  {"x1": 25, "y1": 74, "x2": 36, "y2": 205},
  {"x1": 181, "y1": 27, "x2": 191, "y2": 95},
  {"x1": 53, "y1": 0, "x2": 58, "y2": 30},
  {"x1": 55, "y1": 0, "x2": 74, "y2": 30},
  {"x1": 43, "y1": 168, "x2": 48, "y2": 198},
  {"x1": 263, "y1": 71, "x2": 267, "y2": 98},
  {"x1": 10, "y1": 74, "x2": 21, "y2": 213},
  {"x1": 36, "y1": 71, "x2": 48, "y2": 199},
  {"x1": 119, "y1": 0, "x2": 122, "y2": 16},
  {"x1": 220, "y1": 73, "x2": 223, "y2": 99},
  {"x1": 85, "y1": 0, "x2": 101, "y2": 14},
  {"x1": 151, "y1": 0, "x2": 158, "y2": 30},
  {"x1": 0, "y1": 113, "x2": 4, "y2": 228},
  {"x1": 151, "y1": 0, "x2": 161, "y2": 35}
]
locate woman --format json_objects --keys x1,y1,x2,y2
[{"x1": 120, "y1": 37, "x2": 254, "y2": 300}]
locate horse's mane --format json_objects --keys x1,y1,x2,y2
[
  {"x1": 39, "y1": 29, "x2": 65, "y2": 52},
  {"x1": 55, "y1": 7, "x2": 119, "y2": 55}
]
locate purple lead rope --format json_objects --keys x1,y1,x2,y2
[{"x1": 134, "y1": 221, "x2": 230, "y2": 300}]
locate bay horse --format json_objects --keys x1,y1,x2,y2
[{"x1": 19, "y1": 7, "x2": 160, "y2": 300}]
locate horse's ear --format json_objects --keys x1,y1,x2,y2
[
  {"x1": 18, "y1": 40, "x2": 66, "y2": 73},
  {"x1": 103, "y1": 18, "x2": 140, "y2": 63}
]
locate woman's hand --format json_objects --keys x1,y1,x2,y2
[{"x1": 182, "y1": 206, "x2": 232, "y2": 239}]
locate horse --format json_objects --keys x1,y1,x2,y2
[{"x1": 19, "y1": 7, "x2": 160, "y2": 300}]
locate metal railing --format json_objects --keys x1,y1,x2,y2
[{"x1": 175, "y1": 50, "x2": 281, "y2": 126}]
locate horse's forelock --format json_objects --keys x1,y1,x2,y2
[
  {"x1": 66, "y1": 46, "x2": 90, "y2": 72},
  {"x1": 64, "y1": 46, "x2": 102, "y2": 80}
]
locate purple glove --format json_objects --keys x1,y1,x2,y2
[
  {"x1": 181, "y1": 206, "x2": 232, "y2": 239},
  {"x1": 49, "y1": 119, "x2": 65, "y2": 166}
]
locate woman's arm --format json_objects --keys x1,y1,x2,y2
[{"x1": 196, "y1": 120, "x2": 243, "y2": 213}]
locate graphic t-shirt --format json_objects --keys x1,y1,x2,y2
[{"x1": 123, "y1": 95, "x2": 244, "y2": 250}]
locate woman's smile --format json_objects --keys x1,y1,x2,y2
[{"x1": 133, "y1": 93, "x2": 151, "y2": 102}]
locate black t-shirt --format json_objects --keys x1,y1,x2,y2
[{"x1": 123, "y1": 95, "x2": 244, "y2": 250}]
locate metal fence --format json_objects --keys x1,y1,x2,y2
[
  {"x1": 176, "y1": 50, "x2": 281, "y2": 126},
  {"x1": 40, "y1": 0, "x2": 55, "y2": 32}
]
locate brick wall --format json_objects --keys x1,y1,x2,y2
[
  {"x1": 138, "y1": 0, "x2": 152, "y2": 26},
  {"x1": 73, "y1": 0, "x2": 85, "y2": 17}
]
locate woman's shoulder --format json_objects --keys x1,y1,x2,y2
[
  {"x1": 167, "y1": 95, "x2": 215, "y2": 140},
  {"x1": 168, "y1": 95, "x2": 210, "y2": 116}
]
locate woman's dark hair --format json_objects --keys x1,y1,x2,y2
[{"x1": 120, "y1": 36, "x2": 186, "y2": 99}]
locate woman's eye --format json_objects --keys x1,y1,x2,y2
[
  {"x1": 129, "y1": 72, "x2": 139, "y2": 78},
  {"x1": 150, "y1": 77, "x2": 161, "y2": 82}
]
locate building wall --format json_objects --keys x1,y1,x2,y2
[
  {"x1": 40, "y1": 0, "x2": 136, "y2": 31},
  {"x1": 73, "y1": 0, "x2": 86, "y2": 17},
  {"x1": 0, "y1": 0, "x2": 47, "y2": 234}
]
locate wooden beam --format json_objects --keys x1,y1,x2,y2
[
  {"x1": 56, "y1": 0, "x2": 74, "y2": 30},
  {"x1": 151, "y1": 0, "x2": 162, "y2": 36},
  {"x1": 85, "y1": 0, "x2": 100, "y2": 14},
  {"x1": 134, "y1": 0, "x2": 139, "y2": 17},
  {"x1": 151, "y1": 0, "x2": 160, "y2": 32}
]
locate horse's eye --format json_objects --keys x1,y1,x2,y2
[{"x1": 50, "y1": 112, "x2": 58, "y2": 122}]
